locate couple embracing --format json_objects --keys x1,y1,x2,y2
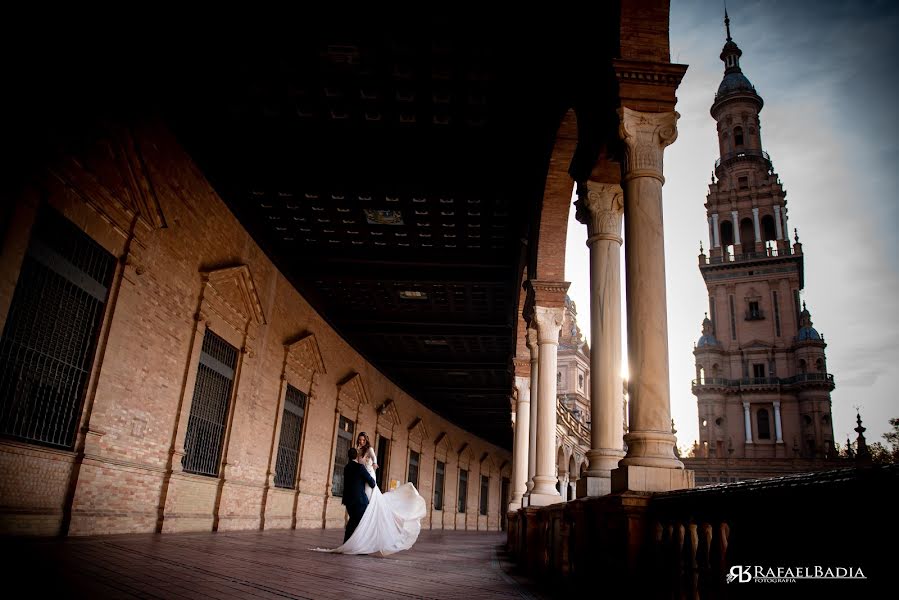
[{"x1": 317, "y1": 432, "x2": 426, "y2": 556}]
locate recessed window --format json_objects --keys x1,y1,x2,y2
[
  {"x1": 734, "y1": 126, "x2": 745, "y2": 147},
  {"x1": 458, "y1": 469, "x2": 468, "y2": 513},
  {"x1": 738, "y1": 176, "x2": 749, "y2": 190},
  {"x1": 757, "y1": 409, "x2": 771, "y2": 439},
  {"x1": 752, "y1": 364, "x2": 765, "y2": 378}
]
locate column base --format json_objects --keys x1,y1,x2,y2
[
  {"x1": 611, "y1": 464, "x2": 694, "y2": 493},
  {"x1": 576, "y1": 474, "x2": 612, "y2": 498},
  {"x1": 528, "y1": 491, "x2": 564, "y2": 507}
]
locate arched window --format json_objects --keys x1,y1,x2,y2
[
  {"x1": 815, "y1": 358, "x2": 824, "y2": 372},
  {"x1": 720, "y1": 220, "x2": 734, "y2": 247},
  {"x1": 799, "y1": 359, "x2": 807, "y2": 374},
  {"x1": 740, "y1": 218, "x2": 756, "y2": 245},
  {"x1": 699, "y1": 367, "x2": 706, "y2": 384},
  {"x1": 734, "y1": 126, "x2": 745, "y2": 147},
  {"x1": 757, "y1": 409, "x2": 771, "y2": 440},
  {"x1": 761, "y1": 214, "x2": 777, "y2": 241}
]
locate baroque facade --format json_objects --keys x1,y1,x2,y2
[{"x1": 683, "y1": 14, "x2": 840, "y2": 484}]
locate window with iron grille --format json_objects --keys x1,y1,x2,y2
[
  {"x1": 273, "y1": 384, "x2": 307, "y2": 489},
  {"x1": 181, "y1": 330, "x2": 238, "y2": 476},
  {"x1": 458, "y1": 468, "x2": 468, "y2": 513},
  {"x1": 407, "y1": 449, "x2": 419, "y2": 487},
  {"x1": 0, "y1": 207, "x2": 115, "y2": 449},
  {"x1": 331, "y1": 415, "x2": 355, "y2": 496},
  {"x1": 433, "y1": 460, "x2": 445, "y2": 510},
  {"x1": 479, "y1": 474, "x2": 489, "y2": 515}
]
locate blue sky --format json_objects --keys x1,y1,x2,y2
[{"x1": 565, "y1": 0, "x2": 899, "y2": 450}]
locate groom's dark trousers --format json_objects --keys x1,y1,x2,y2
[{"x1": 342, "y1": 461, "x2": 377, "y2": 542}]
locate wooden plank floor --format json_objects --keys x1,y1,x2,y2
[{"x1": 2, "y1": 529, "x2": 547, "y2": 600}]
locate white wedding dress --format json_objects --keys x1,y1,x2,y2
[{"x1": 315, "y1": 446, "x2": 426, "y2": 556}]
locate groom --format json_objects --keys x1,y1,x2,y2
[{"x1": 342, "y1": 447, "x2": 376, "y2": 542}]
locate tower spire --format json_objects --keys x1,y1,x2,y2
[{"x1": 724, "y1": 4, "x2": 732, "y2": 42}]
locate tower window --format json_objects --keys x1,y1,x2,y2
[
  {"x1": 772, "y1": 290, "x2": 782, "y2": 336},
  {"x1": 757, "y1": 409, "x2": 771, "y2": 440},
  {"x1": 747, "y1": 301, "x2": 762, "y2": 320},
  {"x1": 734, "y1": 126, "x2": 745, "y2": 147},
  {"x1": 720, "y1": 220, "x2": 734, "y2": 247},
  {"x1": 761, "y1": 215, "x2": 777, "y2": 241},
  {"x1": 738, "y1": 176, "x2": 749, "y2": 190},
  {"x1": 729, "y1": 296, "x2": 737, "y2": 341}
]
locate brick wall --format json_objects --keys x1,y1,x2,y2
[{"x1": 0, "y1": 121, "x2": 510, "y2": 536}]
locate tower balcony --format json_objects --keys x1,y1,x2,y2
[
  {"x1": 692, "y1": 372, "x2": 835, "y2": 393},
  {"x1": 714, "y1": 148, "x2": 772, "y2": 173},
  {"x1": 701, "y1": 244, "x2": 796, "y2": 265}
]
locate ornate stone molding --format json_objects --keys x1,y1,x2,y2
[
  {"x1": 576, "y1": 181, "x2": 624, "y2": 244},
  {"x1": 337, "y1": 372, "x2": 369, "y2": 414},
  {"x1": 618, "y1": 108, "x2": 679, "y2": 182},
  {"x1": 376, "y1": 398, "x2": 401, "y2": 436},
  {"x1": 50, "y1": 123, "x2": 166, "y2": 244},
  {"x1": 457, "y1": 442, "x2": 474, "y2": 467},
  {"x1": 407, "y1": 416, "x2": 431, "y2": 446},
  {"x1": 526, "y1": 328, "x2": 538, "y2": 354},
  {"x1": 201, "y1": 265, "x2": 267, "y2": 335},
  {"x1": 434, "y1": 431, "x2": 454, "y2": 460},
  {"x1": 533, "y1": 306, "x2": 565, "y2": 345},
  {"x1": 284, "y1": 333, "x2": 326, "y2": 385}
]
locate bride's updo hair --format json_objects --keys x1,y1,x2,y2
[{"x1": 357, "y1": 432, "x2": 372, "y2": 454}]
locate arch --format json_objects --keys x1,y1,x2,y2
[
  {"x1": 799, "y1": 359, "x2": 807, "y2": 374},
  {"x1": 698, "y1": 366, "x2": 706, "y2": 384},
  {"x1": 740, "y1": 218, "x2": 756, "y2": 246},
  {"x1": 712, "y1": 363, "x2": 720, "y2": 377},
  {"x1": 815, "y1": 358, "x2": 824, "y2": 372},
  {"x1": 532, "y1": 110, "x2": 577, "y2": 282},
  {"x1": 567, "y1": 455, "x2": 577, "y2": 479},
  {"x1": 757, "y1": 409, "x2": 771, "y2": 440},
  {"x1": 761, "y1": 214, "x2": 777, "y2": 241},
  {"x1": 720, "y1": 220, "x2": 734, "y2": 247},
  {"x1": 556, "y1": 446, "x2": 567, "y2": 474},
  {"x1": 734, "y1": 126, "x2": 745, "y2": 147}
]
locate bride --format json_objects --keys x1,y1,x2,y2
[{"x1": 320, "y1": 432, "x2": 426, "y2": 556}]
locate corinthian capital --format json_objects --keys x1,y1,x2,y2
[
  {"x1": 533, "y1": 306, "x2": 564, "y2": 345},
  {"x1": 618, "y1": 108, "x2": 679, "y2": 181},
  {"x1": 576, "y1": 181, "x2": 624, "y2": 243}
]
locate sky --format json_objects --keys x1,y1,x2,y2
[{"x1": 564, "y1": 0, "x2": 899, "y2": 452}]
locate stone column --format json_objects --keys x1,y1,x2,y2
[
  {"x1": 773, "y1": 205, "x2": 783, "y2": 239},
  {"x1": 752, "y1": 207, "x2": 761, "y2": 247},
  {"x1": 612, "y1": 108, "x2": 693, "y2": 493},
  {"x1": 529, "y1": 305, "x2": 565, "y2": 505},
  {"x1": 524, "y1": 328, "x2": 539, "y2": 504},
  {"x1": 711, "y1": 213, "x2": 720, "y2": 247},
  {"x1": 782, "y1": 210, "x2": 790, "y2": 243},
  {"x1": 510, "y1": 375, "x2": 531, "y2": 511},
  {"x1": 731, "y1": 210, "x2": 741, "y2": 246},
  {"x1": 773, "y1": 400, "x2": 784, "y2": 443},
  {"x1": 575, "y1": 181, "x2": 625, "y2": 498},
  {"x1": 743, "y1": 401, "x2": 754, "y2": 443}
]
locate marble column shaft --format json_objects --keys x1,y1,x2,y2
[
  {"x1": 525, "y1": 328, "x2": 539, "y2": 497},
  {"x1": 577, "y1": 181, "x2": 626, "y2": 483},
  {"x1": 618, "y1": 108, "x2": 684, "y2": 471},
  {"x1": 510, "y1": 375, "x2": 530, "y2": 510},
  {"x1": 529, "y1": 306, "x2": 564, "y2": 504}
]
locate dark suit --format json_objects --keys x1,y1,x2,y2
[{"x1": 342, "y1": 461, "x2": 376, "y2": 542}]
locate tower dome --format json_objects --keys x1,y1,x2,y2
[{"x1": 711, "y1": 10, "x2": 763, "y2": 114}]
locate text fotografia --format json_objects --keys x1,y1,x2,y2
[{"x1": 727, "y1": 565, "x2": 866, "y2": 584}]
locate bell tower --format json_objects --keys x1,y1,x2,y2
[{"x1": 690, "y1": 12, "x2": 836, "y2": 480}]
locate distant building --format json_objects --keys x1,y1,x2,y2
[{"x1": 684, "y1": 15, "x2": 841, "y2": 484}]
